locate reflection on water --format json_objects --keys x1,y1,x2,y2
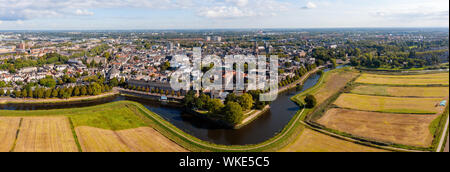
[{"x1": 0, "y1": 68, "x2": 336, "y2": 145}]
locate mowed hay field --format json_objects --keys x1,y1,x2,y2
[
  {"x1": 0, "y1": 101, "x2": 188, "y2": 152},
  {"x1": 293, "y1": 67, "x2": 359, "y2": 104},
  {"x1": 351, "y1": 85, "x2": 449, "y2": 98},
  {"x1": 334, "y1": 94, "x2": 443, "y2": 114},
  {"x1": 0, "y1": 117, "x2": 21, "y2": 152},
  {"x1": 76, "y1": 126, "x2": 186, "y2": 152},
  {"x1": 318, "y1": 108, "x2": 437, "y2": 147},
  {"x1": 355, "y1": 73, "x2": 449, "y2": 86},
  {"x1": 279, "y1": 128, "x2": 387, "y2": 152},
  {"x1": 14, "y1": 117, "x2": 78, "y2": 152}
]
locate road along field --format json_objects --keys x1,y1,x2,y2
[
  {"x1": 318, "y1": 108, "x2": 437, "y2": 147},
  {"x1": 279, "y1": 128, "x2": 387, "y2": 152},
  {"x1": 355, "y1": 73, "x2": 449, "y2": 86},
  {"x1": 76, "y1": 126, "x2": 186, "y2": 152},
  {"x1": 333, "y1": 94, "x2": 443, "y2": 114},
  {"x1": 13, "y1": 117, "x2": 79, "y2": 152},
  {"x1": 292, "y1": 67, "x2": 360, "y2": 105},
  {"x1": 351, "y1": 85, "x2": 449, "y2": 98},
  {"x1": 0, "y1": 117, "x2": 21, "y2": 152}
]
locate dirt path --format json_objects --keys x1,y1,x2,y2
[
  {"x1": 445, "y1": 132, "x2": 449, "y2": 152},
  {"x1": 437, "y1": 116, "x2": 449, "y2": 152}
]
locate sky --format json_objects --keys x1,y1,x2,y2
[{"x1": 0, "y1": 0, "x2": 448, "y2": 30}]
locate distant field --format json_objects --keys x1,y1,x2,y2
[
  {"x1": 0, "y1": 117, "x2": 21, "y2": 152},
  {"x1": 14, "y1": 117, "x2": 78, "y2": 152},
  {"x1": 351, "y1": 85, "x2": 449, "y2": 98},
  {"x1": 279, "y1": 128, "x2": 387, "y2": 152},
  {"x1": 355, "y1": 73, "x2": 449, "y2": 86},
  {"x1": 293, "y1": 67, "x2": 359, "y2": 104},
  {"x1": 76, "y1": 126, "x2": 186, "y2": 152},
  {"x1": 334, "y1": 94, "x2": 442, "y2": 114},
  {"x1": 318, "y1": 108, "x2": 437, "y2": 147}
]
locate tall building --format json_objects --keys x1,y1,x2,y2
[
  {"x1": 213, "y1": 36, "x2": 222, "y2": 42},
  {"x1": 206, "y1": 36, "x2": 211, "y2": 42},
  {"x1": 18, "y1": 41, "x2": 26, "y2": 49},
  {"x1": 167, "y1": 42, "x2": 174, "y2": 51}
]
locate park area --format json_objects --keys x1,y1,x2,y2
[
  {"x1": 0, "y1": 101, "x2": 186, "y2": 152},
  {"x1": 316, "y1": 72, "x2": 449, "y2": 149}
]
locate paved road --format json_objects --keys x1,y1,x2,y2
[
  {"x1": 437, "y1": 116, "x2": 449, "y2": 152},
  {"x1": 445, "y1": 132, "x2": 449, "y2": 152}
]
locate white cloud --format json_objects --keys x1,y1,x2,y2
[
  {"x1": 226, "y1": 0, "x2": 249, "y2": 7},
  {"x1": 75, "y1": 9, "x2": 94, "y2": 16},
  {"x1": 198, "y1": 6, "x2": 256, "y2": 19},
  {"x1": 0, "y1": 0, "x2": 191, "y2": 21},
  {"x1": 0, "y1": 20, "x2": 2, "y2": 24},
  {"x1": 302, "y1": 2, "x2": 317, "y2": 9},
  {"x1": 197, "y1": 0, "x2": 290, "y2": 19}
]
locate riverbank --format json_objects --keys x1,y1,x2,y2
[
  {"x1": 187, "y1": 66, "x2": 325, "y2": 130},
  {"x1": 0, "y1": 89, "x2": 120, "y2": 105}
]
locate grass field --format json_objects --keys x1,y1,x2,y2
[
  {"x1": 292, "y1": 67, "x2": 359, "y2": 105},
  {"x1": 117, "y1": 127, "x2": 187, "y2": 152},
  {"x1": 279, "y1": 128, "x2": 387, "y2": 152},
  {"x1": 355, "y1": 73, "x2": 449, "y2": 86},
  {"x1": 351, "y1": 85, "x2": 449, "y2": 98},
  {"x1": 0, "y1": 102, "x2": 187, "y2": 152},
  {"x1": 69, "y1": 104, "x2": 148, "y2": 130},
  {"x1": 14, "y1": 117, "x2": 79, "y2": 152},
  {"x1": 334, "y1": 94, "x2": 443, "y2": 114},
  {"x1": 0, "y1": 117, "x2": 21, "y2": 152},
  {"x1": 76, "y1": 126, "x2": 187, "y2": 152},
  {"x1": 318, "y1": 108, "x2": 437, "y2": 147},
  {"x1": 76, "y1": 126, "x2": 132, "y2": 152}
]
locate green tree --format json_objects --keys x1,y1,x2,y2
[
  {"x1": 238, "y1": 93, "x2": 254, "y2": 111},
  {"x1": 207, "y1": 99, "x2": 224, "y2": 114},
  {"x1": 81, "y1": 86, "x2": 87, "y2": 96},
  {"x1": 222, "y1": 102, "x2": 244, "y2": 125},
  {"x1": 51, "y1": 89, "x2": 58, "y2": 98},
  {"x1": 304, "y1": 94, "x2": 317, "y2": 108},
  {"x1": 73, "y1": 87, "x2": 80, "y2": 96},
  {"x1": 45, "y1": 89, "x2": 52, "y2": 98},
  {"x1": 21, "y1": 90, "x2": 27, "y2": 98}
]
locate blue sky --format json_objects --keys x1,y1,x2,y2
[{"x1": 0, "y1": 0, "x2": 448, "y2": 30}]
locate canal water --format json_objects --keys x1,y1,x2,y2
[{"x1": 0, "y1": 68, "x2": 335, "y2": 145}]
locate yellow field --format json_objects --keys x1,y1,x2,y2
[
  {"x1": 0, "y1": 117, "x2": 21, "y2": 152},
  {"x1": 318, "y1": 108, "x2": 437, "y2": 147},
  {"x1": 313, "y1": 69, "x2": 359, "y2": 104},
  {"x1": 76, "y1": 126, "x2": 132, "y2": 152},
  {"x1": 293, "y1": 68, "x2": 359, "y2": 105},
  {"x1": 14, "y1": 117, "x2": 78, "y2": 152},
  {"x1": 117, "y1": 127, "x2": 187, "y2": 152},
  {"x1": 76, "y1": 126, "x2": 186, "y2": 152},
  {"x1": 279, "y1": 128, "x2": 387, "y2": 152},
  {"x1": 334, "y1": 94, "x2": 443, "y2": 114},
  {"x1": 351, "y1": 85, "x2": 449, "y2": 98},
  {"x1": 355, "y1": 73, "x2": 449, "y2": 86}
]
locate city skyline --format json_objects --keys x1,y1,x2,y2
[{"x1": 0, "y1": 0, "x2": 449, "y2": 30}]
